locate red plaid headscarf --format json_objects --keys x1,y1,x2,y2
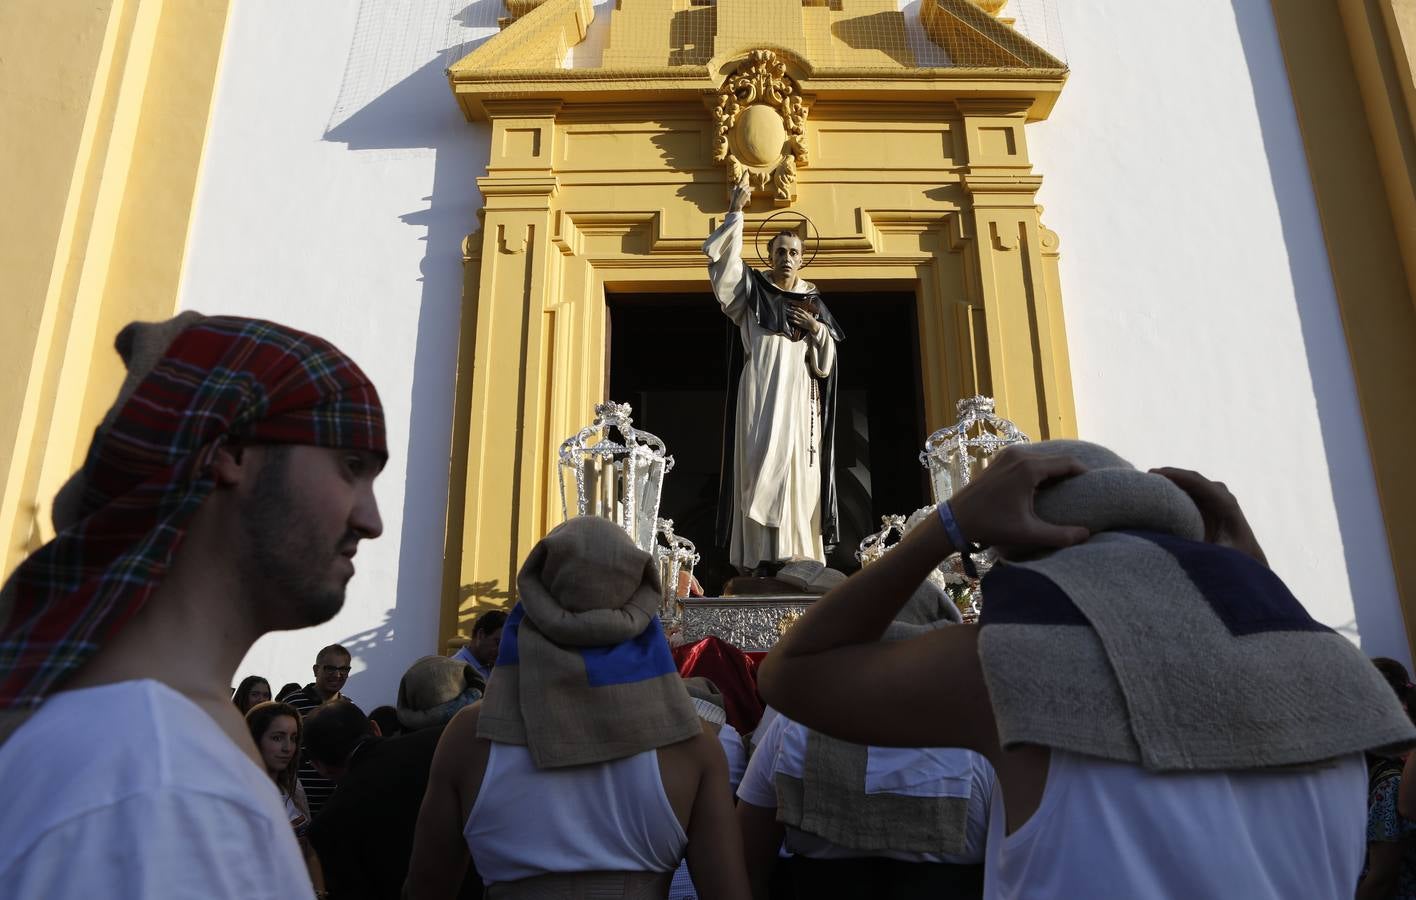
[{"x1": 0, "y1": 316, "x2": 386, "y2": 709}]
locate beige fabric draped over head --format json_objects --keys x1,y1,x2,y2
[{"x1": 477, "y1": 517, "x2": 701, "y2": 768}]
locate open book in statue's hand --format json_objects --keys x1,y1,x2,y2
[{"x1": 783, "y1": 295, "x2": 823, "y2": 341}]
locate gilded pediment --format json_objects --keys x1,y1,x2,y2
[{"x1": 448, "y1": 0, "x2": 1066, "y2": 119}]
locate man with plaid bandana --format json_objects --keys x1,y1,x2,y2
[{"x1": 0, "y1": 314, "x2": 387, "y2": 898}]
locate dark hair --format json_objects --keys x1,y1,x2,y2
[
  {"x1": 246, "y1": 701, "x2": 304, "y2": 802},
  {"x1": 232, "y1": 675, "x2": 271, "y2": 715},
  {"x1": 303, "y1": 699, "x2": 371, "y2": 767},
  {"x1": 368, "y1": 705, "x2": 402, "y2": 738},
  {"x1": 767, "y1": 230, "x2": 801, "y2": 254},
  {"x1": 316, "y1": 643, "x2": 351, "y2": 664},
  {"x1": 1373, "y1": 657, "x2": 1412, "y2": 695},
  {"x1": 473, "y1": 610, "x2": 509, "y2": 636},
  {"x1": 276, "y1": 682, "x2": 303, "y2": 702}
]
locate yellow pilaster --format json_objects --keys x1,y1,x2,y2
[
  {"x1": 956, "y1": 99, "x2": 1074, "y2": 440},
  {"x1": 0, "y1": 0, "x2": 233, "y2": 575},
  {"x1": 460, "y1": 101, "x2": 564, "y2": 606},
  {"x1": 1269, "y1": 0, "x2": 1416, "y2": 655}
]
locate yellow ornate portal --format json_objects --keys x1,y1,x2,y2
[{"x1": 441, "y1": 0, "x2": 1076, "y2": 642}]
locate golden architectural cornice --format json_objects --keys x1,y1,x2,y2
[{"x1": 447, "y1": 0, "x2": 1068, "y2": 122}]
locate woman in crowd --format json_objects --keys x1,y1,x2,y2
[
  {"x1": 232, "y1": 675, "x2": 272, "y2": 715},
  {"x1": 246, "y1": 701, "x2": 325, "y2": 893}
]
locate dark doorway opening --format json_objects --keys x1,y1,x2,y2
[{"x1": 607, "y1": 290, "x2": 926, "y2": 596}]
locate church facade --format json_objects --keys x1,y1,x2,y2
[{"x1": 3, "y1": 0, "x2": 1413, "y2": 701}]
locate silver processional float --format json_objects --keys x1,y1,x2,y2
[{"x1": 556, "y1": 395, "x2": 1027, "y2": 644}]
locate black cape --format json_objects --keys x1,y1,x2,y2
[{"x1": 717, "y1": 268, "x2": 846, "y2": 553}]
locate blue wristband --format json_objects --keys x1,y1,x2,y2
[{"x1": 937, "y1": 501, "x2": 980, "y2": 579}]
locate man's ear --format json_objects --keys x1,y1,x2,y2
[
  {"x1": 369, "y1": 720, "x2": 383, "y2": 739},
  {"x1": 209, "y1": 442, "x2": 249, "y2": 488}
]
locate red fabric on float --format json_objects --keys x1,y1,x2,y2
[{"x1": 673, "y1": 636, "x2": 766, "y2": 734}]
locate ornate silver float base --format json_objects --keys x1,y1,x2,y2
[{"x1": 679, "y1": 595, "x2": 816, "y2": 652}]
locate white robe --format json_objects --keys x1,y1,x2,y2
[{"x1": 703, "y1": 211, "x2": 837, "y2": 570}]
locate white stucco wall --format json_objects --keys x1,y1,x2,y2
[
  {"x1": 1028, "y1": 0, "x2": 1404, "y2": 662},
  {"x1": 180, "y1": 0, "x2": 500, "y2": 705},
  {"x1": 182, "y1": 0, "x2": 1407, "y2": 705}
]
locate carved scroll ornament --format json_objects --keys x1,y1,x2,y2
[{"x1": 712, "y1": 50, "x2": 809, "y2": 205}]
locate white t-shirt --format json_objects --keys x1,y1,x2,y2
[
  {"x1": 983, "y1": 749, "x2": 1367, "y2": 899},
  {"x1": 719, "y1": 723, "x2": 747, "y2": 791},
  {"x1": 466, "y1": 741, "x2": 687, "y2": 884},
  {"x1": 738, "y1": 712, "x2": 995, "y2": 864},
  {"x1": 0, "y1": 680, "x2": 312, "y2": 898}
]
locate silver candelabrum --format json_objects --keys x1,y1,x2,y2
[
  {"x1": 919, "y1": 395, "x2": 1030, "y2": 505},
  {"x1": 558, "y1": 401, "x2": 674, "y2": 554},
  {"x1": 654, "y1": 518, "x2": 700, "y2": 640},
  {"x1": 855, "y1": 396, "x2": 1029, "y2": 622}
]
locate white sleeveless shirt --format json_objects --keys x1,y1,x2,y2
[
  {"x1": 465, "y1": 742, "x2": 688, "y2": 885},
  {"x1": 984, "y1": 749, "x2": 1366, "y2": 899}
]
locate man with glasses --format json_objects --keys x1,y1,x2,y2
[{"x1": 288, "y1": 644, "x2": 354, "y2": 819}]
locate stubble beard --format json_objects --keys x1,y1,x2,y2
[{"x1": 239, "y1": 449, "x2": 348, "y2": 630}]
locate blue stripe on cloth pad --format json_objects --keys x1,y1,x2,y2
[
  {"x1": 1129, "y1": 530, "x2": 1334, "y2": 636},
  {"x1": 578, "y1": 618, "x2": 677, "y2": 687},
  {"x1": 979, "y1": 564, "x2": 1090, "y2": 628},
  {"x1": 496, "y1": 604, "x2": 525, "y2": 666}
]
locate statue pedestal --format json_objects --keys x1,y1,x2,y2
[{"x1": 680, "y1": 593, "x2": 816, "y2": 652}]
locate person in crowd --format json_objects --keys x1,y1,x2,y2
[
  {"x1": 301, "y1": 698, "x2": 371, "y2": 783},
  {"x1": 405, "y1": 516, "x2": 750, "y2": 899},
  {"x1": 306, "y1": 657, "x2": 484, "y2": 899},
  {"x1": 757, "y1": 441, "x2": 1415, "y2": 898},
  {"x1": 278, "y1": 681, "x2": 305, "y2": 702},
  {"x1": 740, "y1": 587, "x2": 992, "y2": 900},
  {"x1": 669, "y1": 676, "x2": 749, "y2": 900},
  {"x1": 288, "y1": 643, "x2": 354, "y2": 819},
  {"x1": 1365, "y1": 667, "x2": 1416, "y2": 899},
  {"x1": 0, "y1": 314, "x2": 386, "y2": 896},
  {"x1": 1377, "y1": 658, "x2": 1415, "y2": 702},
  {"x1": 1361, "y1": 681, "x2": 1416, "y2": 899},
  {"x1": 247, "y1": 700, "x2": 325, "y2": 892},
  {"x1": 368, "y1": 704, "x2": 402, "y2": 738},
  {"x1": 233, "y1": 674, "x2": 273, "y2": 715},
  {"x1": 289, "y1": 644, "x2": 353, "y2": 712},
  {"x1": 684, "y1": 676, "x2": 748, "y2": 789},
  {"x1": 453, "y1": 609, "x2": 507, "y2": 682}
]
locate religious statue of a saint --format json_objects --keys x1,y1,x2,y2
[{"x1": 702, "y1": 178, "x2": 845, "y2": 576}]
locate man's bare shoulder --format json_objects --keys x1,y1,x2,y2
[{"x1": 659, "y1": 721, "x2": 728, "y2": 771}]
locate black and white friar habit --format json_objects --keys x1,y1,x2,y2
[{"x1": 702, "y1": 210, "x2": 844, "y2": 571}]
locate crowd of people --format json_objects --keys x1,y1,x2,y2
[{"x1": 0, "y1": 313, "x2": 1412, "y2": 899}]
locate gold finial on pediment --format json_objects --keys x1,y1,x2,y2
[{"x1": 711, "y1": 49, "x2": 809, "y2": 206}]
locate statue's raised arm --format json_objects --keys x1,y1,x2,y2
[{"x1": 702, "y1": 176, "x2": 753, "y2": 324}]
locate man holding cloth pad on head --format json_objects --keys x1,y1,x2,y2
[
  {"x1": 406, "y1": 516, "x2": 749, "y2": 900},
  {"x1": 759, "y1": 440, "x2": 1415, "y2": 899}
]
